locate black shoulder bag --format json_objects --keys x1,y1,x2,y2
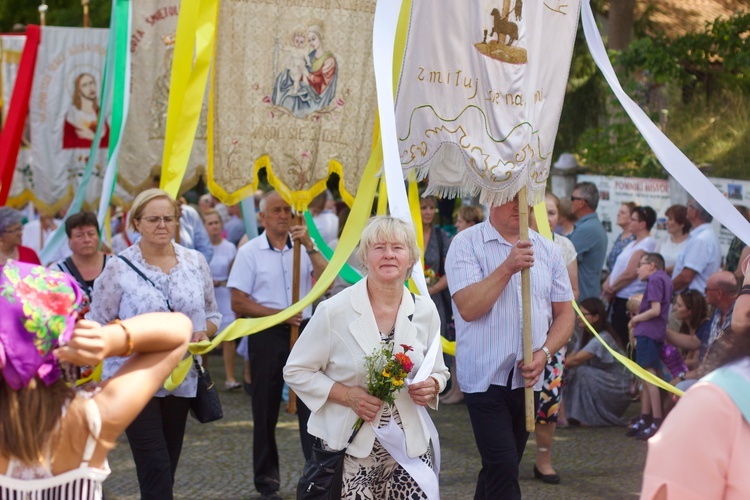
[{"x1": 117, "y1": 255, "x2": 223, "y2": 424}]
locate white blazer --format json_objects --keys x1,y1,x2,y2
[{"x1": 284, "y1": 278, "x2": 449, "y2": 458}]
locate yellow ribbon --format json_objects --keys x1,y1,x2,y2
[
  {"x1": 164, "y1": 130, "x2": 384, "y2": 390},
  {"x1": 160, "y1": 0, "x2": 218, "y2": 198}
]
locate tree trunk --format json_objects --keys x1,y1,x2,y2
[{"x1": 608, "y1": 0, "x2": 635, "y2": 50}]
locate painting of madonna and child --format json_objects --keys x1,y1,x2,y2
[{"x1": 271, "y1": 24, "x2": 338, "y2": 119}]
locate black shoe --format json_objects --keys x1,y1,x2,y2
[
  {"x1": 243, "y1": 381, "x2": 253, "y2": 397},
  {"x1": 626, "y1": 418, "x2": 646, "y2": 437},
  {"x1": 636, "y1": 423, "x2": 659, "y2": 441},
  {"x1": 533, "y1": 465, "x2": 560, "y2": 484}
]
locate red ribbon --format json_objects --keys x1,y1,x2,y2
[{"x1": 0, "y1": 25, "x2": 40, "y2": 205}]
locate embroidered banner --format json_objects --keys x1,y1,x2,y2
[
  {"x1": 118, "y1": 0, "x2": 207, "y2": 199},
  {"x1": 19, "y1": 27, "x2": 119, "y2": 213},
  {"x1": 210, "y1": 0, "x2": 378, "y2": 209},
  {"x1": 395, "y1": 0, "x2": 581, "y2": 206}
]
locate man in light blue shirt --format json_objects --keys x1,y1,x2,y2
[
  {"x1": 446, "y1": 196, "x2": 575, "y2": 500},
  {"x1": 672, "y1": 199, "x2": 722, "y2": 295},
  {"x1": 568, "y1": 181, "x2": 608, "y2": 300}
]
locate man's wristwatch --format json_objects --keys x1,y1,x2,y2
[
  {"x1": 541, "y1": 346, "x2": 552, "y2": 365},
  {"x1": 678, "y1": 371, "x2": 686, "y2": 381},
  {"x1": 306, "y1": 242, "x2": 320, "y2": 255}
]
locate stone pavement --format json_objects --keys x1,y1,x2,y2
[{"x1": 103, "y1": 353, "x2": 647, "y2": 499}]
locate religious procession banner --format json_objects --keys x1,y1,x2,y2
[
  {"x1": 118, "y1": 0, "x2": 207, "y2": 199},
  {"x1": 395, "y1": 0, "x2": 581, "y2": 207},
  {"x1": 19, "y1": 27, "x2": 117, "y2": 213},
  {"x1": 210, "y1": 0, "x2": 378, "y2": 209},
  {"x1": 0, "y1": 35, "x2": 32, "y2": 202}
]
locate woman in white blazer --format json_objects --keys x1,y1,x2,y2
[{"x1": 284, "y1": 216, "x2": 449, "y2": 498}]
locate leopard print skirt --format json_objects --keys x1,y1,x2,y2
[{"x1": 339, "y1": 405, "x2": 432, "y2": 499}]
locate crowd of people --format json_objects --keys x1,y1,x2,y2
[{"x1": 1, "y1": 181, "x2": 749, "y2": 499}]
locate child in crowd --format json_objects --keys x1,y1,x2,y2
[{"x1": 627, "y1": 253, "x2": 674, "y2": 440}]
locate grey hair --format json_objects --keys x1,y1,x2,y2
[
  {"x1": 258, "y1": 191, "x2": 281, "y2": 213},
  {"x1": 357, "y1": 216, "x2": 421, "y2": 275},
  {"x1": 688, "y1": 198, "x2": 713, "y2": 223},
  {"x1": 0, "y1": 207, "x2": 23, "y2": 234},
  {"x1": 573, "y1": 181, "x2": 600, "y2": 210}
]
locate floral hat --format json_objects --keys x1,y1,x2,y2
[{"x1": 0, "y1": 260, "x2": 83, "y2": 390}]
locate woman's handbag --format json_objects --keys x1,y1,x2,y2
[
  {"x1": 297, "y1": 427, "x2": 359, "y2": 500},
  {"x1": 190, "y1": 358, "x2": 223, "y2": 423}
]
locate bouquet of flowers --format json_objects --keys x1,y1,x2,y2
[
  {"x1": 424, "y1": 265, "x2": 438, "y2": 287},
  {"x1": 353, "y1": 343, "x2": 415, "y2": 431}
]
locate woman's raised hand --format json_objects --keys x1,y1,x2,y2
[
  {"x1": 346, "y1": 386, "x2": 383, "y2": 423},
  {"x1": 54, "y1": 319, "x2": 107, "y2": 366}
]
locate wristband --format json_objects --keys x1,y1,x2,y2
[
  {"x1": 113, "y1": 319, "x2": 134, "y2": 356},
  {"x1": 740, "y1": 284, "x2": 750, "y2": 296},
  {"x1": 541, "y1": 346, "x2": 553, "y2": 365}
]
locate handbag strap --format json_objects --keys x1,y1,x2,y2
[{"x1": 117, "y1": 255, "x2": 174, "y2": 311}]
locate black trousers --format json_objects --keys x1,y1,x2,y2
[
  {"x1": 610, "y1": 297, "x2": 631, "y2": 351},
  {"x1": 247, "y1": 322, "x2": 313, "y2": 494},
  {"x1": 125, "y1": 395, "x2": 191, "y2": 500},
  {"x1": 464, "y1": 375, "x2": 540, "y2": 500}
]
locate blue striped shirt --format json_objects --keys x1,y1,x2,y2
[{"x1": 445, "y1": 220, "x2": 573, "y2": 393}]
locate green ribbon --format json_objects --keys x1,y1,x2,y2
[{"x1": 304, "y1": 211, "x2": 363, "y2": 285}]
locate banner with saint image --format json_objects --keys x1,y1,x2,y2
[{"x1": 210, "y1": 0, "x2": 378, "y2": 208}]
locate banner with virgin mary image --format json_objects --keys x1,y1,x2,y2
[
  {"x1": 395, "y1": 0, "x2": 581, "y2": 206},
  {"x1": 210, "y1": 0, "x2": 378, "y2": 209},
  {"x1": 0, "y1": 34, "x2": 33, "y2": 203},
  {"x1": 118, "y1": 0, "x2": 207, "y2": 199},
  {"x1": 23, "y1": 26, "x2": 112, "y2": 213}
]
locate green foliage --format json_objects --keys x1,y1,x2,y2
[{"x1": 0, "y1": 0, "x2": 111, "y2": 31}]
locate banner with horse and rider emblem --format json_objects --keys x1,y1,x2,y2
[{"x1": 395, "y1": 0, "x2": 581, "y2": 207}]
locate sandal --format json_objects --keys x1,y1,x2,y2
[{"x1": 224, "y1": 380, "x2": 242, "y2": 391}]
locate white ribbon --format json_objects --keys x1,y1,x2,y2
[
  {"x1": 372, "y1": 0, "x2": 428, "y2": 297},
  {"x1": 581, "y1": 0, "x2": 750, "y2": 246},
  {"x1": 372, "y1": 328, "x2": 442, "y2": 499}
]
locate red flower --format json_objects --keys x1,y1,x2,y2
[
  {"x1": 400, "y1": 344, "x2": 413, "y2": 353},
  {"x1": 395, "y1": 352, "x2": 414, "y2": 373},
  {"x1": 42, "y1": 291, "x2": 73, "y2": 316}
]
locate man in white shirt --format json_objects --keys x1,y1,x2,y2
[
  {"x1": 446, "y1": 196, "x2": 574, "y2": 499},
  {"x1": 227, "y1": 191, "x2": 327, "y2": 500},
  {"x1": 672, "y1": 199, "x2": 722, "y2": 295}
]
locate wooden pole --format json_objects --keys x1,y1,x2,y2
[
  {"x1": 39, "y1": 2, "x2": 48, "y2": 26},
  {"x1": 286, "y1": 213, "x2": 303, "y2": 414},
  {"x1": 518, "y1": 186, "x2": 535, "y2": 432},
  {"x1": 82, "y1": 0, "x2": 90, "y2": 28}
]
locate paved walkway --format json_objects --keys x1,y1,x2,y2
[{"x1": 103, "y1": 353, "x2": 647, "y2": 499}]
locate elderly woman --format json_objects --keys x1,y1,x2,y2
[
  {"x1": 53, "y1": 211, "x2": 111, "y2": 310},
  {"x1": 87, "y1": 189, "x2": 220, "y2": 500},
  {"x1": 284, "y1": 216, "x2": 449, "y2": 498},
  {"x1": 0, "y1": 207, "x2": 41, "y2": 267},
  {"x1": 0, "y1": 262, "x2": 191, "y2": 499},
  {"x1": 602, "y1": 206, "x2": 657, "y2": 348}
]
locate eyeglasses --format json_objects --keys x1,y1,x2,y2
[
  {"x1": 637, "y1": 261, "x2": 651, "y2": 267},
  {"x1": 141, "y1": 216, "x2": 177, "y2": 226},
  {"x1": 570, "y1": 196, "x2": 584, "y2": 202},
  {"x1": 630, "y1": 217, "x2": 641, "y2": 222},
  {"x1": 1, "y1": 226, "x2": 23, "y2": 234},
  {"x1": 704, "y1": 287, "x2": 719, "y2": 294}
]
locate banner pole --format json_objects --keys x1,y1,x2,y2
[
  {"x1": 518, "y1": 186, "x2": 535, "y2": 432},
  {"x1": 287, "y1": 212, "x2": 303, "y2": 414}
]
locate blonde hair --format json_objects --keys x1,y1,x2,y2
[
  {"x1": 128, "y1": 188, "x2": 179, "y2": 232},
  {"x1": 0, "y1": 377, "x2": 77, "y2": 466},
  {"x1": 358, "y1": 216, "x2": 420, "y2": 275}
]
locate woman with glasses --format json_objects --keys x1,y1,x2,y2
[
  {"x1": 0, "y1": 207, "x2": 41, "y2": 267},
  {"x1": 602, "y1": 206, "x2": 657, "y2": 348},
  {"x1": 564, "y1": 297, "x2": 631, "y2": 426},
  {"x1": 87, "y1": 189, "x2": 220, "y2": 500}
]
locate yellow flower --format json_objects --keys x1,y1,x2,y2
[
  {"x1": 382, "y1": 369, "x2": 391, "y2": 378},
  {"x1": 392, "y1": 378, "x2": 404, "y2": 387}
]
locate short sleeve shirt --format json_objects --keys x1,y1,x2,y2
[
  {"x1": 634, "y1": 270, "x2": 673, "y2": 341},
  {"x1": 569, "y1": 213, "x2": 608, "y2": 300},
  {"x1": 672, "y1": 223, "x2": 722, "y2": 294}
]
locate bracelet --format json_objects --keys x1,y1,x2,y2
[
  {"x1": 113, "y1": 319, "x2": 134, "y2": 356},
  {"x1": 430, "y1": 376, "x2": 441, "y2": 396},
  {"x1": 740, "y1": 284, "x2": 750, "y2": 296},
  {"x1": 541, "y1": 346, "x2": 553, "y2": 365}
]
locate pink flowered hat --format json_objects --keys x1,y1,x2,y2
[{"x1": 0, "y1": 260, "x2": 83, "y2": 390}]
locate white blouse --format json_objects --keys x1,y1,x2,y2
[{"x1": 86, "y1": 243, "x2": 221, "y2": 398}]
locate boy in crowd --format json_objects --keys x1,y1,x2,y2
[{"x1": 627, "y1": 253, "x2": 674, "y2": 440}]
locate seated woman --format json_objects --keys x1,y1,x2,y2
[
  {"x1": 665, "y1": 290, "x2": 709, "y2": 373},
  {"x1": 564, "y1": 297, "x2": 632, "y2": 426},
  {"x1": 0, "y1": 261, "x2": 191, "y2": 499},
  {"x1": 284, "y1": 216, "x2": 449, "y2": 498}
]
